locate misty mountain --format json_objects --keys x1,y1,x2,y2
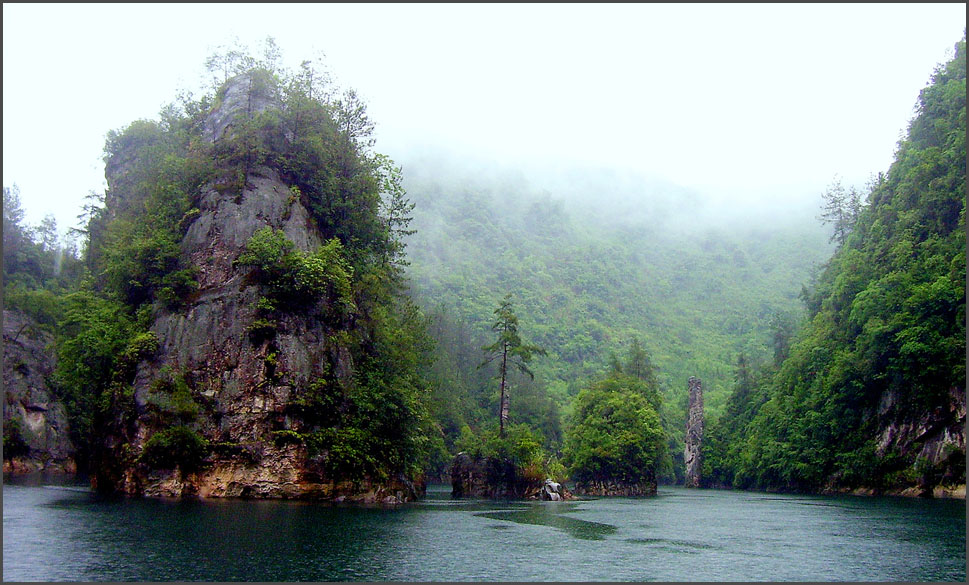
[{"x1": 395, "y1": 147, "x2": 833, "y2": 451}]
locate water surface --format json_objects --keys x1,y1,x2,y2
[{"x1": 3, "y1": 474, "x2": 965, "y2": 581}]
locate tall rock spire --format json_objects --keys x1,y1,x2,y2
[{"x1": 684, "y1": 376, "x2": 704, "y2": 488}]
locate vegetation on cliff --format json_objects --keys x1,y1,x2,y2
[
  {"x1": 6, "y1": 41, "x2": 439, "y2": 489},
  {"x1": 701, "y1": 35, "x2": 966, "y2": 493}
]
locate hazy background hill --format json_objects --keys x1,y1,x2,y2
[{"x1": 392, "y1": 146, "x2": 833, "y2": 470}]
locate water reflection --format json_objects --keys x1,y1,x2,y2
[
  {"x1": 4, "y1": 476, "x2": 964, "y2": 582},
  {"x1": 476, "y1": 504, "x2": 617, "y2": 541}
]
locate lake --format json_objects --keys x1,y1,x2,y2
[{"x1": 3, "y1": 473, "x2": 965, "y2": 581}]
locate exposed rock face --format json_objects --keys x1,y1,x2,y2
[
  {"x1": 137, "y1": 447, "x2": 420, "y2": 504},
  {"x1": 203, "y1": 70, "x2": 281, "y2": 143},
  {"x1": 572, "y1": 478, "x2": 656, "y2": 497},
  {"x1": 684, "y1": 376, "x2": 703, "y2": 488},
  {"x1": 541, "y1": 478, "x2": 566, "y2": 501},
  {"x1": 871, "y1": 384, "x2": 966, "y2": 497},
  {"x1": 450, "y1": 452, "x2": 562, "y2": 500},
  {"x1": 99, "y1": 74, "x2": 423, "y2": 502},
  {"x1": 2, "y1": 309, "x2": 76, "y2": 474}
]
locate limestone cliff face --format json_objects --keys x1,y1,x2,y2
[
  {"x1": 871, "y1": 385, "x2": 965, "y2": 497},
  {"x1": 100, "y1": 74, "x2": 420, "y2": 502},
  {"x1": 2, "y1": 309, "x2": 75, "y2": 474}
]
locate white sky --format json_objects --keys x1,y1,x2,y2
[{"x1": 3, "y1": 3, "x2": 966, "y2": 233}]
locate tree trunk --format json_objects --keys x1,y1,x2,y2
[{"x1": 499, "y1": 342, "x2": 508, "y2": 437}]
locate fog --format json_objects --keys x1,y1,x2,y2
[
  {"x1": 3, "y1": 4, "x2": 965, "y2": 236},
  {"x1": 390, "y1": 142, "x2": 832, "y2": 239}
]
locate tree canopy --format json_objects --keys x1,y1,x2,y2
[{"x1": 563, "y1": 372, "x2": 669, "y2": 486}]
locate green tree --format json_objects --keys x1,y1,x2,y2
[
  {"x1": 372, "y1": 153, "x2": 416, "y2": 270},
  {"x1": 480, "y1": 294, "x2": 546, "y2": 437},
  {"x1": 563, "y1": 373, "x2": 668, "y2": 486},
  {"x1": 818, "y1": 175, "x2": 863, "y2": 247},
  {"x1": 706, "y1": 34, "x2": 966, "y2": 492},
  {"x1": 623, "y1": 337, "x2": 661, "y2": 394}
]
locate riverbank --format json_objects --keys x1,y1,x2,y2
[
  {"x1": 674, "y1": 481, "x2": 967, "y2": 500},
  {"x1": 832, "y1": 484, "x2": 966, "y2": 499}
]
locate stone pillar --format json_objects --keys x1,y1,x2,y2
[{"x1": 684, "y1": 376, "x2": 704, "y2": 488}]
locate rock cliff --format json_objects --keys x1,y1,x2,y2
[
  {"x1": 871, "y1": 385, "x2": 965, "y2": 497},
  {"x1": 683, "y1": 376, "x2": 703, "y2": 488},
  {"x1": 450, "y1": 452, "x2": 567, "y2": 500},
  {"x1": 96, "y1": 72, "x2": 422, "y2": 502},
  {"x1": 572, "y1": 479, "x2": 656, "y2": 497},
  {"x1": 2, "y1": 309, "x2": 75, "y2": 473}
]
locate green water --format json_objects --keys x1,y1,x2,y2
[{"x1": 3, "y1": 474, "x2": 965, "y2": 581}]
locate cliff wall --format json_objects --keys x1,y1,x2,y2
[
  {"x1": 99, "y1": 73, "x2": 421, "y2": 502},
  {"x1": 869, "y1": 385, "x2": 966, "y2": 498},
  {"x1": 2, "y1": 309, "x2": 75, "y2": 473},
  {"x1": 683, "y1": 376, "x2": 703, "y2": 488}
]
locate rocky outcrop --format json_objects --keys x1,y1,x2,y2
[
  {"x1": 541, "y1": 478, "x2": 568, "y2": 501},
  {"x1": 135, "y1": 445, "x2": 420, "y2": 504},
  {"x1": 683, "y1": 376, "x2": 703, "y2": 488},
  {"x1": 572, "y1": 478, "x2": 656, "y2": 497},
  {"x1": 2, "y1": 309, "x2": 75, "y2": 474},
  {"x1": 450, "y1": 452, "x2": 566, "y2": 500},
  {"x1": 98, "y1": 73, "x2": 422, "y2": 501},
  {"x1": 203, "y1": 70, "x2": 281, "y2": 143},
  {"x1": 872, "y1": 385, "x2": 966, "y2": 497},
  {"x1": 104, "y1": 162, "x2": 343, "y2": 497}
]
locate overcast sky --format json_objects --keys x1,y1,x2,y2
[{"x1": 3, "y1": 3, "x2": 965, "y2": 233}]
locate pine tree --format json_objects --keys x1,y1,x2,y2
[
  {"x1": 479, "y1": 294, "x2": 545, "y2": 437},
  {"x1": 819, "y1": 175, "x2": 864, "y2": 247}
]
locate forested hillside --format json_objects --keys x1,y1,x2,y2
[
  {"x1": 702, "y1": 35, "x2": 966, "y2": 495},
  {"x1": 397, "y1": 151, "x2": 831, "y2": 477}
]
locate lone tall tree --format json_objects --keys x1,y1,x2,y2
[
  {"x1": 480, "y1": 294, "x2": 545, "y2": 437},
  {"x1": 819, "y1": 175, "x2": 863, "y2": 247}
]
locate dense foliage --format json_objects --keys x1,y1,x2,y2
[
  {"x1": 702, "y1": 36, "x2": 966, "y2": 492},
  {"x1": 236, "y1": 227, "x2": 357, "y2": 325},
  {"x1": 6, "y1": 41, "x2": 437, "y2": 483},
  {"x1": 3, "y1": 185, "x2": 83, "y2": 325},
  {"x1": 454, "y1": 422, "x2": 557, "y2": 486},
  {"x1": 563, "y1": 371, "x2": 669, "y2": 486},
  {"x1": 562, "y1": 341, "x2": 671, "y2": 483},
  {"x1": 400, "y1": 153, "x2": 829, "y2": 480}
]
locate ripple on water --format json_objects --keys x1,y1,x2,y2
[
  {"x1": 624, "y1": 537, "x2": 718, "y2": 550},
  {"x1": 3, "y1": 482, "x2": 964, "y2": 581}
]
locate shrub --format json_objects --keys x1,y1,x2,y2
[
  {"x1": 3, "y1": 419, "x2": 31, "y2": 459},
  {"x1": 236, "y1": 228, "x2": 355, "y2": 320},
  {"x1": 145, "y1": 370, "x2": 200, "y2": 424},
  {"x1": 270, "y1": 430, "x2": 304, "y2": 447},
  {"x1": 140, "y1": 425, "x2": 209, "y2": 471}
]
